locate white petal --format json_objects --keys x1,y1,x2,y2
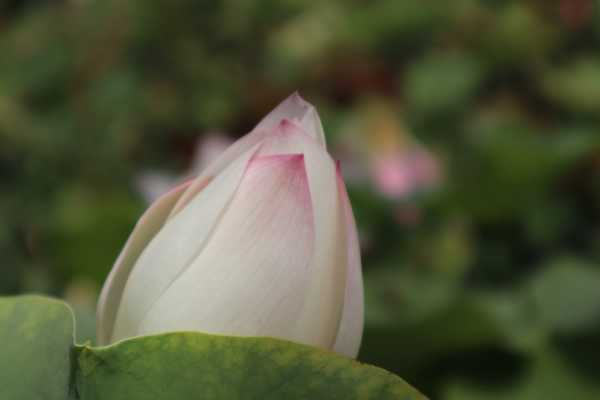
[
  {"x1": 136, "y1": 154, "x2": 316, "y2": 341},
  {"x1": 257, "y1": 120, "x2": 348, "y2": 349},
  {"x1": 96, "y1": 180, "x2": 191, "y2": 345},
  {"x1": 333, "y1": 167, "x2": 364, "y2": 358},
  {"x1": 171, "y1": 93, "x2": 325, "y2": 215},
  {"x1": 110, "y1": 144, "x2": 260, "y2": 343}
]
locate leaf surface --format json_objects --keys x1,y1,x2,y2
[
  {"x1": 0, "y1": 296, "x2": 75, "y2": 400},
  {"x1": 0, "y1": 296, "x2": 426, "y2": 399},
  {"x1": 76, "y1": 332, "x2": 426, "y2": 400}
]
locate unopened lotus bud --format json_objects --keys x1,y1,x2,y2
[{"x1": 97, "y1": 93, "x2": 364, "y2": 358}]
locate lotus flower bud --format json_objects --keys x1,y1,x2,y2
[{"x1": 96, "y1": 94, "x2": 364, "y2": 358}]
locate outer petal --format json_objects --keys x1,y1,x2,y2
[
  {"x1": 136, "y1": 155, "x2": 316, "y2": 341},
  {"x1": 96, "y1": 180, "x2": 192, "y2": 345},
  {"x1": 257, "y1": 120, "x2": 348, "y2": 349},
  {"x1": 110, "y1": 144, "x2": 260, "y2": 343},
  {"x1": 333, "y1": 167, "x2": 365, "y2": 358},
  {"x1": 171, "y1": 93, "x2": 325, "y2": 216}
]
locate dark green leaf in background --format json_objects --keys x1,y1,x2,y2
[{"x1": 529, "y1": 258, "x2": 600, "y2": 335}]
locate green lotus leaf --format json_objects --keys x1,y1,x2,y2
[
  {"x1": 75, "y1": 332, "x2": 426, "y2": 400},
  {"x1": 0, "y1": 295, "x2": 76, "y2": 400},
  {"x1": 0, "y1": 295, "x2": 426, "y2": 400}
]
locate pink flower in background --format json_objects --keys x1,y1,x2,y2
[
  {"x1": 373, "y1": 148, "x2": 441, "y2": 199},
  {"x1": 334, "y1": 98, "x2": 443, "y2": 202},
  {"x1": 373, "y1": 155, "x2": 414, "y2": 199},
  {"x1": 97, "y1": 93, "x2": 364, "y2": 358}
]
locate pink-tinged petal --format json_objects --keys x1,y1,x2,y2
[
  {"x1": 171, "y1": 93, "x2": 325, "y2": 215},
  {"x1": 135, "y1": 155, "x2": 316, "y2": 342},
  {"x1": 255, "y1": 92, "x2": 326, "y2": 147},
  {"x1": 254, "y1": 119, "x2": 348, "y2": 348},
  {"x1": 256, "y1": 118, "x2": 322, "y2": 157},
  {"x1": 96, "y1": 180, "x2": 192, "y2": 345},
  {"x1": 333, "y1": 166, "x2": 365, "y2": 358},
  {"x1": 110, "y1": 144, "x2": 261, "y2": 343}
]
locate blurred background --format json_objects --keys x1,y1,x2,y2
[{"x1": 2, "y1": 0, "x2": 600, "y2": 398}]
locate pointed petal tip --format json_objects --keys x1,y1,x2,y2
[
  {"x1": 290, "y1": 91, "x2": 305, "y2": 103},
  {"x1": 288, "y1": 91, "x2": 315, "y2": 109}
]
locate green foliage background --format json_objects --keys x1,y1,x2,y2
[{"x1": 1, "y1": 0, "x2": 600, "y2": 398}]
